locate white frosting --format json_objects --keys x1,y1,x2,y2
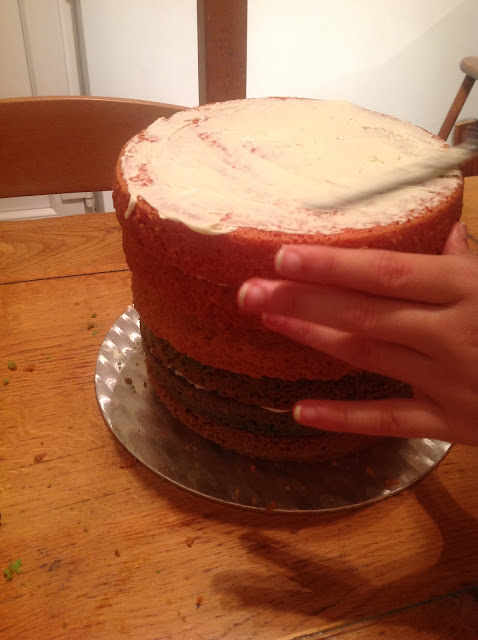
[
  {"x1": 169, "y1": 366, "x2": 291, "y2": 413},
  {"x1": 121, "y1": 98, "x2": 461, "y2": 235}
]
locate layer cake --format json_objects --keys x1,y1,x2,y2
[{"x1": 113, "y1": 98, "x2": 463, "y2": 461}]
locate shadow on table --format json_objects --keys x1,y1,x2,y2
[
  {"x1": 209, "y1": 474, "x2": 478, "y2": 638},
  {"x1": 117, "y1": 436, "x2": 477, "y2": 637}
]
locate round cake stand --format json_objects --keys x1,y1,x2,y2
[{"x1": 95, "y1": 307, "x2": 451, "y2": 513}]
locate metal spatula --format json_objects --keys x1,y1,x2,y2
[{"x1": 305, "y1": 124, "x2": 478, "y2": 211}]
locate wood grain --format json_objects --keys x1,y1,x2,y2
[
  {"x1": 1, "y1": 181, "x2": 478, "y2": 639},
  {"x1": 0, "y1": 212, "x2": 126, "y2": 284},
  {"x1": 197, "y1": 0, "x2": 247, "y2": 105},
  {"x1": 304, "y1": 589, "x2": 478, "y2": 639},
  {"x1": 0, "y1": 96, "x2": 186, "y2": 198}
]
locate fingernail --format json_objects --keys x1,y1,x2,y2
[
  {"x1": 293, "y1": 404, "x2": 318, "y2": 423},
  {"x1": 237, "y1": 282, "x2": 267, "y2": 309},
  {"x1": 294, "y1": 402, "x2": 339, "y2": 428},
  {"x1": 275, "y1": 247, "x2": 302, "y2": 275},
  {"x1": 459, "y1": 221, "x2": 468, "y2": 241}
]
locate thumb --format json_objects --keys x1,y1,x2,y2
[{"x1": 442, "y1": 222, "x2": 470, "y2": 255}]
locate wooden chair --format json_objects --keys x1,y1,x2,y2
[
  {"x1": 438, "y1": 56, "x2": 478, "y2": 141},
  {"x1": 437, "y1": 56, "x2": 478, "y2": 177},
  {"x1": 0, "y1": 96, "x2": 186, "y2": 198}
]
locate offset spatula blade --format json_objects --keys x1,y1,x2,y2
[{"x1": 305, "y1": 124, "x2": 478, "y2": 211}]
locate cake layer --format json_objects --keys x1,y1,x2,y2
[
  {"x1": 114, "y1": 98, "x2": 463, "y2": 287},
  {"x1": 144, "y1": 349, "x2": 312, "y2": 438},
  {"x1": 123, "y1": 232, "x2": 263, "y2": 331},
  {"x1": 133, "y1": 275, "x2": 355, "y2": 380},
  {"x1": 115, "y1": 179, "x2": 462, "y2": 287},
  {"x1": 114, "y1": 97, "x2": 464, "y2": 462},
  {"x1": 141, "y1": 325, "x2": 411, "y2": 409},
  {"x1": 144, "y1": 355, "x2": 383, "y2": 462}
]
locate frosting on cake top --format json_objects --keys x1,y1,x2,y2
[{"x1": 121, "y1": 98, "x2": 461, "y2": 235}]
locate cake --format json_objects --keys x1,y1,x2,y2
[{"x1": 113, "y1": 98, "x2": 463, "y2": 462}]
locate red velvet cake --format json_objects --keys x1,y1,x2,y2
[{"x1": 113, "y1": 97, "x2": 463, "y2": 461}]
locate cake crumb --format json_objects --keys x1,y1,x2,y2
[
  {"x1": 7, "y1": 361, "x2": 17, "y2": 371},
  {"x1": 114, "y1": 549, "x2": 121, "y2": 557},
  {"x1": 83, "y1": 526, "x2": 89, "y2": 533},
  {"x1": 23, "y1": 364, "x2": 36, "y2": 373},
  {"x1": 91, "y1": 313, "x2": 97, "y2": 318},
  {"x1": 34, "y1": 452, "x2": 46, "y2": 464},
  {"x1": 3, "y1": 378, "x2": 9, "y2": 386},
  {"x1": 87, "y1": 322, "x2": 95, "y2": 330},
  {"x1": 196, "y1": 595, "x2": 204, "y2": 609},
  {"x1": 185, "y1": 537, "x2": 196, "y2": 548},
  {"x1": 91, "y1": 330, "x2": 99, "y2": 336},
  {"x1": 3, "y1": 558, "x2": 22, "y2": 581},
  {"x1": 125, "y1": 378, "x2": 133, "y2": 385}
]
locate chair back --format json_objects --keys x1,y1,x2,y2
[{"x1": 0, "y1": 96, "x2": 186, "y2": 198}]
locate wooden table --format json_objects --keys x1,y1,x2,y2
[{"x1": 1, "y1": 180, "x2": 478, "y2": 640}]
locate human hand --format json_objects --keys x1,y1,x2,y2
[{"x1": 237, "y1": 222, "x2": 478, "y2": 445}]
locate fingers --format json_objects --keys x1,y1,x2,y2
[
  {"x1": 442, "y1": 221, "x2": 471, "y2": 256},
  {"x1": 238, "y1": 278, "x2": 440, "y2": 355},
  {"x1": 261, "y1": 312, "x2": 432, "y2": 389},
  {"x1": 292, "y1": 396, "x2": 455, "y2": 442},
  {"x1": 274, "y1": 244, "x2": 465, "y2": 304}
]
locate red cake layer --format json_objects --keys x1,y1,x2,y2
[{"x1": 115, "y1": 176, "x2": 462, "y2": 288}]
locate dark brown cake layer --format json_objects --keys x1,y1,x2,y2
[
  {"x1": 143, "y1": 349, "x2": 314, "y2": 438},
  {"x1": 142, "y1": 333, "x2": 413, "y2": 460},
  {"x1": 144, "y1": 356, "x2": 383, "y2": 462},
  {"x1": 141, "y1": 324, "x2": 411, "y2": 409}
]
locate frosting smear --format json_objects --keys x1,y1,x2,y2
[{"x1": 121, "y1": 98, "x2": 461, "y2": 235}]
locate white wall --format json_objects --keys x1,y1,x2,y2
[
  {"x1": 78, "y1": 0, "x2": 478, "y2": 138},
  {"x1": 77, "y1": 0, "x2": 199, "y2": 107},
  {"x1": 247, "y1": 0, "x2": 478, "y2": 135}
]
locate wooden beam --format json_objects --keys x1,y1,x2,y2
[{"x1": 197, "y1": 0, "x2": 247, "y2": 105}]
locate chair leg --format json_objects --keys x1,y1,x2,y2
[{"x1": 438, "y1": 74, "x2": 475, "y2": 140}]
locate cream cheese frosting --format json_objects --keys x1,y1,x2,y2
[{"x1": 121, "y1": 98, "x2": 461, "y2": 236}]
